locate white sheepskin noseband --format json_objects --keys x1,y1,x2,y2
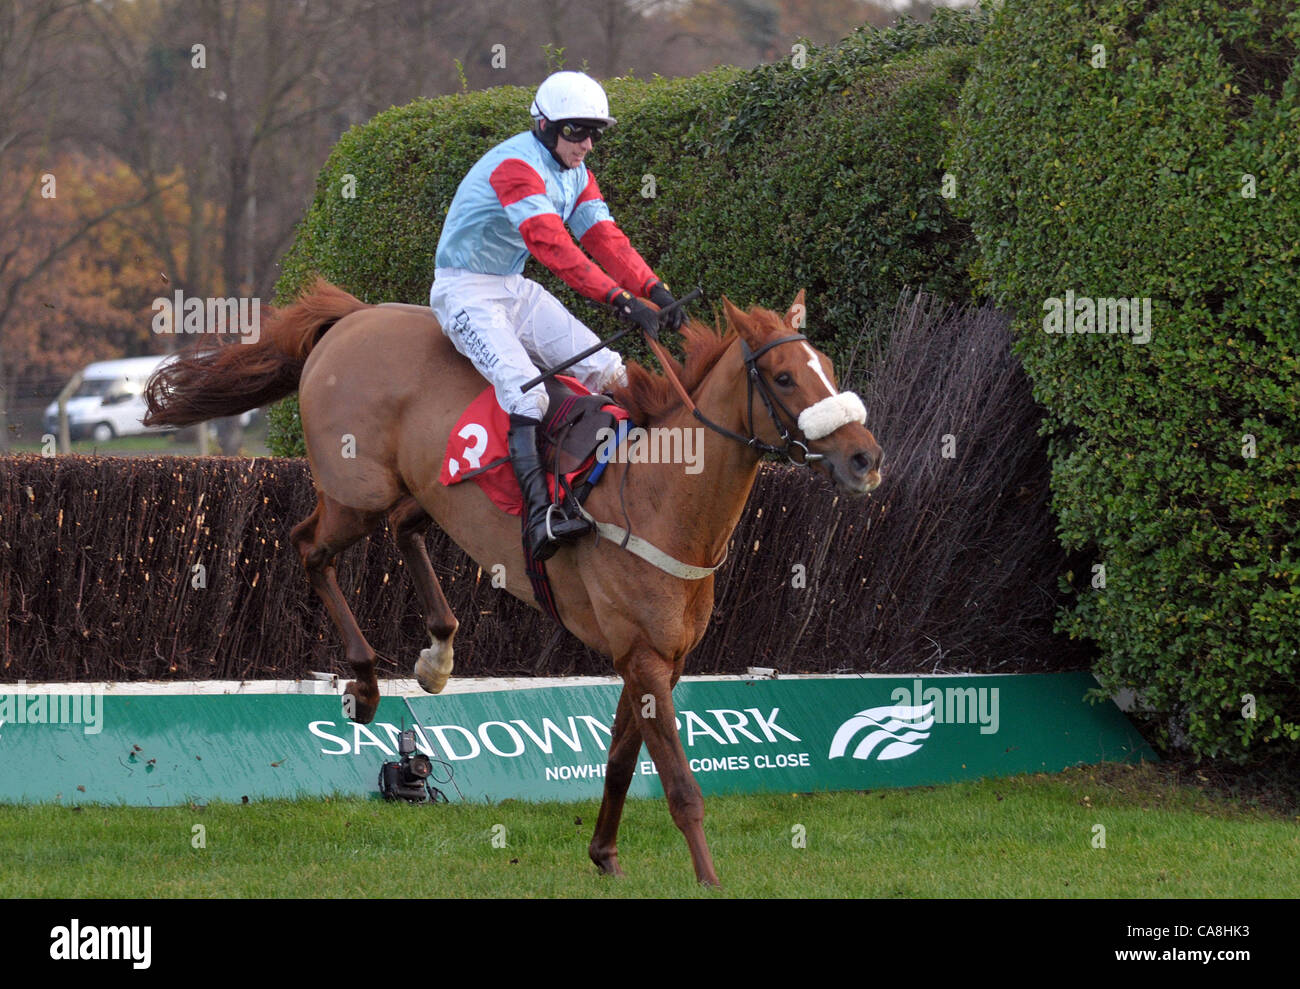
[{"x1": 797, "y1": 392, "x2": 867, "y2": 441}]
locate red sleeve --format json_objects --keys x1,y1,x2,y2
[
  {"x1": 575, "y1": 172, "x2": 658, "y2": 297},
  {"x1": 519, "y1": 214, "x2": 621, "y2": 302},
  {"x1": 579, "y1": 221, "x2": 658, "y2": 298},
  {"x1": 489, "y1": 158, "x2": 547, "y2": 206}
]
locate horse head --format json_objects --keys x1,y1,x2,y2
[{"x1": 721, "y1": 291, "x2": 883, "y2": 494}]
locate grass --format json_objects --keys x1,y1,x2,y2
[{"x1": 1, "y1": 763, "x2": 1295, "y2": 898}]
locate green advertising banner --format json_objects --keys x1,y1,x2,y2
[{"x1": 0, "y1": 674, "x2": 1155, "y2": 806}]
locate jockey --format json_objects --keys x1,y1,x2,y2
[{"x1": 429, "y1": 70, "x2": 685, "y2": 562}]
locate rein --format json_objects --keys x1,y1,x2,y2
[
  {"x1": 578, "y1": 331, "x2": 827, "y2": 582},
  {"x1": 643, "y1": 333, "x2": 823, "y2": 467}
]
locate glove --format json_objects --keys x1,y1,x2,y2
[
  {"x1": 608, "y1": 288, "x2": 661, "y2": 340},
  {"x1": 648, "y1": 281, "x2": 685, "y2": 332}
]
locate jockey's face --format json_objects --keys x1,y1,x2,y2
[{"x1": 549, "y1": 122, "x2": 593, "y2": 169}]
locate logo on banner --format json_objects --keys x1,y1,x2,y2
[{"x1": 827, "y1": 703, "x2": 935, "y2": 761}]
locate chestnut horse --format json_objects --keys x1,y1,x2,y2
[{"x1": 144, "y1": 279, "x2": 882, "y2": 886}]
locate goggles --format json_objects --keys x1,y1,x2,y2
[{"x1": 556, "y1": 120, "x2": 606, "y2": 143}]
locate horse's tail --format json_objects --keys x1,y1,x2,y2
[{"x1": 143, "y1": 278, "x2": 371, "y2": 428}]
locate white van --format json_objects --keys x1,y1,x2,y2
[
  {"x1": 43, "y1": 355, "x2": 177, "y2": 442},
  {"x1": 44, "y1": 354, "x2": 259, "y2": 443}
]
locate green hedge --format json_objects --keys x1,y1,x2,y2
[
  {"x1": 948, "y1": 0, "x2": 1300, "y2": 762},
  {"x1": 268, "y1": 9, "x2": 987, "y2": 455}
]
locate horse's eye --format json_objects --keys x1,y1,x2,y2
[{"x1": 774, "y1": 372, "x2": 794, "y2": 387}]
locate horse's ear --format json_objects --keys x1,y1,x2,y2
[
  {"x1": 721, "y1": 296, "x2": 750, "y2": 333},
  {"x1": 783, "y1": 289, "x2": 807, "y2": 331}
]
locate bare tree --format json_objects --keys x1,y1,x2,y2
[
  {"x1": 78, "y1": 0, "x2": 399, "y2": 451},
  {"x1": 4, "y1": 0, "x2": 931, "y2": 453},
  {"x1": 0, "y1": 0, "x2": 160, "y2": 449}
]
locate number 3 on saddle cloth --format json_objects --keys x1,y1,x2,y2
[{"x1": 439, "y1": 376, "x2": 633, "y2": 625}]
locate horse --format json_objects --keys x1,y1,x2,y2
[{"x1": 144, "y1": 278, "x2": 883, "y2": 887}]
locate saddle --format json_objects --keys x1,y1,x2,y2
[
  {"x1": 537, "y1": 378, "x2": 622, "y2": 479},
  {"x1": 439, "y1": 375, "x2": 631, "y2": 517}
]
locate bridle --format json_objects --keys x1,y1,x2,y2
[
  {"x1": 577, "y1": 328, "x2": 863, "y2": 580},
  {"x1": 642, "y1": 332, "x2": 826, "y2": 466}
]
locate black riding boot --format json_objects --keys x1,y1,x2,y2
[{"x1": 508, "y1": 414, "x2": 591, "y2": 561}]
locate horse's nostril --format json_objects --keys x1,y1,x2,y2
[{"x1": 851, "y1": 451, "x2": 872, "y2": 475}]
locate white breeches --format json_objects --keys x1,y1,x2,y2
[{"x1": 429, "y1": 268, "x2": 627, "y2": 420}]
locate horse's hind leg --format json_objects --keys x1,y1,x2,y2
[
  {"x1": 589, "y1": 686, "x2": 643, "y2": 877},
  {"x1": 291, "y1": 493, "x2": 385, "y2": 723},
  {"x1": 387, "y1": 496, "x2": 459, "y2": 694}
]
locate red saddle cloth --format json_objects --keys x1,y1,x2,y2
[{"x1": 439, "y1": 376, "x2": 628, "y2": 516}]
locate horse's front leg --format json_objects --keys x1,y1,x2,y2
[
  {"x1": 590, "y1": 686, "x2": 643, "y2": 876},
  {"x1": 620, "y1": 647, "x2": 720, "y2": 888}
]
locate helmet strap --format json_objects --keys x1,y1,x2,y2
[{"x1": 533, "y1": 118, "x2": 571, "y2": 169}]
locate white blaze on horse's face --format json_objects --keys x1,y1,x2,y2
[
  {"x1": 779, "y1": 301, "x2": 881, "y2": 494},
  {"x1": 800, "y1": 343, "x2": 837, "y2": 398},
  {"x1": 792, "y1": 341, "x2": 869, "y2": 445},
  {"x1": 797, "y1": 390, "x2": 869, "y2": 443},
  {"x1": 723, "y1": 292, "x2": 883, "y2": 494}
]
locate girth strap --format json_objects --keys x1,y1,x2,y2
[{"x1": 574, "y1": 502, "x2": 726, "y2": 580}]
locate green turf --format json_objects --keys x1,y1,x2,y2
[{"x1": 1, "y1": 764, "x2": 1295, "y2": 897}]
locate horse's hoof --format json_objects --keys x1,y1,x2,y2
[
  {"x1": 589, "y1": 846, "x2": 625, "y2": 877},
  {"x1": 415, "y1": 635, "x2": 454, "y2": 694},
  {"x1": 343, "y1": 681, "x2": 379, "y2": 724}
]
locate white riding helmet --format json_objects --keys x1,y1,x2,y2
[{"x1": 529, "y1": 71, "x2": 616, "y2": 127}]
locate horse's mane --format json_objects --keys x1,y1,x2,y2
[{"x1": 610, "y1": 318, "x2": 738, "y2": 424}]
